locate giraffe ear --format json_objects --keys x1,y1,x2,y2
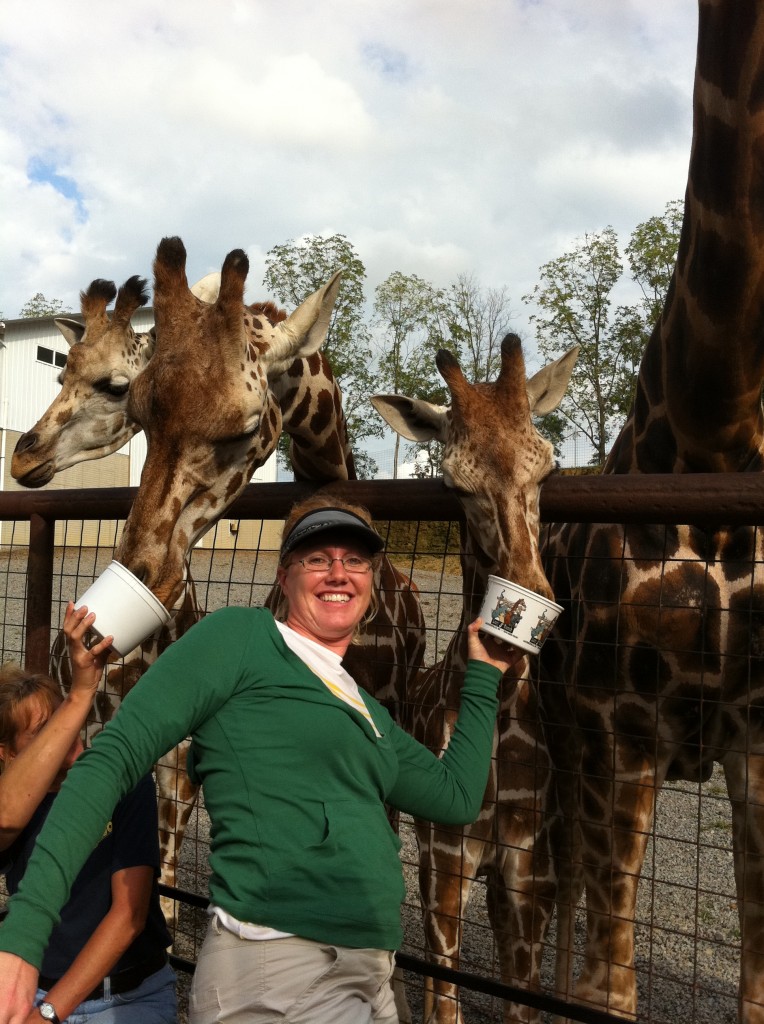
[
  {"x1": 266, "y1": 272, "x2": 342, "y2": 373},
  {"x1": 54, "y1": 318, "x2": 86, "y2": 347},
  {"x1": 138, "y1": 328, "x2": 157, "y2": 359},
  {"x1": 371, "y1": 394, "x2": 450, "y2": 443},
  {"x1": 526, "y1": 345, "x2": 579, "y2": 415}
]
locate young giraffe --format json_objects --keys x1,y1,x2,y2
[
  {"x1": 117, "y1": 236, "x2": 424, "y2": 699},
  {"x1": 541, "y1": 2, "x2": 764, "y2": 1019},
  {"x1": 373, "y1": 334, "x2": 578, "y2": 1024},
  {"x1": 268, "y1": 350, "x2": 426, "y2": 719},
  {"x1": 12, "y1": 271, "x2": 220, "y2": 487},
  {"x1": 11, "y1": 274, "x2": 209, "y2": 915},
  {"x1": 115, "y1": 238, "x2": 425, "y2": 937},
  {"x1": 13, "y1": 275, "x2": 152, "y2": 485}
]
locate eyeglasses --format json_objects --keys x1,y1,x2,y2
[{"x1": 295, "y1": 554, "x2": 374, "y2": 574}]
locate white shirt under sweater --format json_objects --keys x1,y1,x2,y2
[{"x1": 211, "y1": 619, "x2": 379, "y2": 940}]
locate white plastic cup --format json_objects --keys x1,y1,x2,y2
[
  {"x1": 478, "y1": 574, "x2": 563, "y2": 655},
  {"x1": 74, "y1": 560, "x2": 171, "y2": 657}
]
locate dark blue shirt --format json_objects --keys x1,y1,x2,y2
[{"x1": 0, "y1": 773, "x2": 170, "y2": 978}]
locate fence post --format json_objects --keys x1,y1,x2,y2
[{"x1": 25, "y1": 513, "x2": 55, "y2": 674}]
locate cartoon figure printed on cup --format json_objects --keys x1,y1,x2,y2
[
  {"x1": 491, "y1": 590, "x2": 527, "y2": 636},
  {"x1": 529, "y1": 610, "x2": 555, "y2": 649}
]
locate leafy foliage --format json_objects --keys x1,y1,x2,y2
[
  {"x1": 372, "y1": 271, "x2": 516, "y2": 477},
  {"x1": 524, "y1": 201, "x2": 683, "y2": 464},
  {"x1": 18, "y1": 293, "x2": 71, "y2": 318},
  {"x1": 434, "y1": 273, "x2": 514, "y2": 384},
  {"x1": 372, "y1": 271, "x2": 446, "y2": 477},
  {"x1": 263, "y1": 234, "x2": 381, "y2": 478}
]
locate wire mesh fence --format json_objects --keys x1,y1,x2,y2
[{"x1": 1, "y1": 475, "x2": 764, "y2": 1024}]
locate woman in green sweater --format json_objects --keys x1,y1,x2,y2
[{"x1": 0, "y1": 496, "x2": 521, "y2": 1024}]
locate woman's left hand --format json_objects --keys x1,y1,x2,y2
[{"x1": 466, "y1": 618, "x2": 526, "y2": 675}]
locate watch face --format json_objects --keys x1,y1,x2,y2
[{"x1": 39, "y1": 1004, "x2": 58, "y2": 1023}]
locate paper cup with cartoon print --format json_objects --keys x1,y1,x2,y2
[
  {"x1": 478, "y1": 574, "x2": 562, "y2": 655},
  {"x1": 74, "y1": 560, "x2": 171, "y2": 657}
]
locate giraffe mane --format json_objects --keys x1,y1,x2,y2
[{"x1": 247, "y1": 300, "x2": 287, "y2": 325}]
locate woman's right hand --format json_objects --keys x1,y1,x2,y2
[{"x1": 63, "y1": 602, "x2": 114, "y2": 699}]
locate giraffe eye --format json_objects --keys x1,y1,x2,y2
[
  {"x1": 94, "y1": 378, "x2": 130, "y2": 397},
  {"x1": 220, "y1": 415, "x2": 261, "y2": 444}
]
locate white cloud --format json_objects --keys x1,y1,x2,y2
[{"x1": 0, "y1": 0, "x2": 697, "y2": 328}]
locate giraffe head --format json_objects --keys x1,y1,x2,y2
[
  {"x1": 372, "y1": 334, "x2": 578, "y2": 597},
  {"x1": 11, "y1": 276, "x2": 151, "y2": 486},
  {"x1": 11, "y1": 271, "x2": 222, "y2": 488},
  {"x1": 115, "y1": 236, "x2": 341, "y2": 608}
]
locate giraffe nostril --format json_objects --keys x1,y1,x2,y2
[{"x1": 14, "y1": 431, "x2": 38, "y2": 454}]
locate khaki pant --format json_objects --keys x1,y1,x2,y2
[{"x1": 189, "y1": 917, "x2": 399, "y2": 1023}]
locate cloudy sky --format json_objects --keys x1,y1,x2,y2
[
  {"x1": 3, "y1": 1, "x2": 700, "y2": 474},
  {"x1": 1, "y1": 0, "x2": 697, "y2": 329}
]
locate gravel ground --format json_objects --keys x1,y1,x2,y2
[{"x1": 0, "y1": 547, "x2": 743, "y2": 1023}]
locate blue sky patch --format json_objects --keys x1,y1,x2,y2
[
  {"x1": 27, "y1": 155, "x2": 86, "y2": 221},
  {"x1": 362, "y1": 42, "x2": 411, "y2": 82}
]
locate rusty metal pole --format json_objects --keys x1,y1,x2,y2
[{"x1": 25, "y1": 513, "x2": 54, "y2": 673}]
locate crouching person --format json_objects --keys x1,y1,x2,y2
[{"x1": 0, "y1": 602, "x2": 176, "y2": 1024}]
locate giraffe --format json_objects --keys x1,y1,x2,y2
[
  {"x1": 11, "y1": 271, "x2": 220, "y2": 487},
  {"x1": 112, "y1": 238, "x2": 425, "y2": 948},
  {"x1": 11, "y1": 273, "x2": 210, "y2": 919},
  {"x1": 12, "y1": 275, "x2": 152, "y2": 485},
  {"x1": 113, "y1": 235, "x2": 424, "y2": 704},
  {"x1": 540, "y1": 2, "x2": 764, "y2": 1019},
  {"x1": 372, "y1": 334, "x2": 578, "y2": 1024}
]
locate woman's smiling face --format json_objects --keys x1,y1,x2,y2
[{"x1": 276, "y1": 541, "x2": 375, "y2": 655}]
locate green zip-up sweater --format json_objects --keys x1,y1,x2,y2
[{"x1": 0, "y1": 608, "x2": 501, "y2": 964}]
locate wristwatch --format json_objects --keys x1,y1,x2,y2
[{"x1": 38, "y1": 1004, "x2": 61, "y2": 1024}]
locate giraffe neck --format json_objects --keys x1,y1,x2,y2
[
  {"x1": 274, "y1": 352, "x2": 356, "y2": 481},
  {"x1": 607, "y1": 0, "x2": 764, "y2": 475}
]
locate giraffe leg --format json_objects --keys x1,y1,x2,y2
[
  {"x1": 552, "y1": 816, "x2": 585, "y2": 1024},
  {"x1": 155, "y1": 738, "x2": 200, "y2": 929},
  {"x1": 392, "y1": 966, "x2": 412, "y2": 1024},
  {"x1": 488, "y1": 810, "x2": 557, "y2": 1024},
  {"x1": 417, "y1": 824, "x2": 485, "y2": 1024},
  {"x1": 573, "y1": 760, "x2": 657, "y2": 1019},
  {"x1": 723, "y1": 750, "x2": 764, "y2": 1024}
]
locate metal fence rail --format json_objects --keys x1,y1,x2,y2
[{"x1": 2, "y1": 473, "x2": 763, "y2": 1024}]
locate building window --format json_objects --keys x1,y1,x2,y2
[{"x1": 37, "y1": 346, "x2": 67, "y2": 368}]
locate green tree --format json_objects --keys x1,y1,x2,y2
[
  {"x1": 626, "y1": 198, "x2": 684, "y2": 327},
  {"x1": 435, "y1": 273, "x2": 514, "y2": 384},
  {"x1": 524, "y1": 227, "x2": 624, "y2": 463},
  {"x1": 18, "y1": 293, "x2": 70, "y2": 318},
  {"x1": 524, "y1": 203, "x2": 682, "y2": 465},
  {"x1": 372, "y1": 271, "x2": 446, "y2": 478},
  {"x1": 263, "y1": 234, "x2": 381, "y2": 478}
]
